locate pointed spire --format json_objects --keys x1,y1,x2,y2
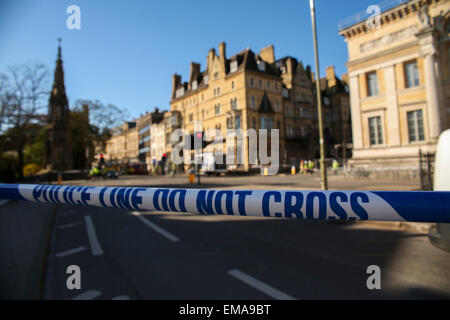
[
  {"x1": 50, "y1": 38, "x2": 68, "y2": 113},
  {"x1": 57, "y1": 38, "x2": 62, "y2": 60}
]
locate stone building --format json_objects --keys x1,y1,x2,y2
[
  {"x1": 339, "y1": 0, "x2": 450, "y2": 177},
  {"x1": 136, "y1": 109, "x2": 165, "y2": 169},
  {"x1": 105, "y1": 121, "x2": 138, "y2": 163},
  {"x1": 45, "y1": 42, "x2": 73, "y2": 171},
  {"x1": 169, "y1": 42, "x2": 350, "y2": 171}
]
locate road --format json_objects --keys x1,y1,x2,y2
[
  {"x1": 42, "y1": 207, "x2": 450, "y2": 299},
  {"x1": 2, "y1": 174, "x2": 450, "y2": 299}
]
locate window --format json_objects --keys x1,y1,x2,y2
[
  {"x1": 323, "y1": 97, "x2": 330, "y2": 106},
  {"x1": 202, "y1": 109, "x2": 205, "y2": 119},
  {"x1": 367, "y1": 72, "x2": 379, "y2": 97},
  {"x1": 217, "y1": 87, "x2": 220, "y2": 96},
  {"x1": 260, "y1": 117, "x2": 274, "y2": 130},
  {"x1": 407, "y1": 110, "x2": 425, "y2": 142},
  {"x1": 189, "y1": 113, "x2": 194, "y2": 123},
  {"x1": 231, "y1": 98, "x2": 238, "y2": 110},
  {"x1": 274, "y1": 83, "x2": 279, "y2": 91},
  {"x1": 274, "y1": 100, "x2": 279, "y2": 112},
  {"x1": 266, "y1": 81, "x2": 270, "y2": 90},
  {"x1": 192, "y1": 80, "x2": 198, "y2": 90},
  {"x1": 258, "y1": 79, "x2": 262, "y2": 89},
  {"x1": 251, "y1": 95, "x2": 256, "y2": 109},
  {"x1": 257, "y1": 61, "x2": 266, "y2": 72},
  {"x1": 250, "y1": 78, "x2": 254, "y2": 87},
  {"x1": 215, "y1": 104, "x2": 221, "y2": 116},
  {"x1": 214, "y1": 72, "x2": 219, "y2": 80},
  {"x1": 236, "y1": 116, "x2": 241, "y2": 129},
  {"x1": 405, "y1": 61, "x2": 419, "y2": 88},
  {"x1": 230, "y1": 61, "x2": 238, "y2": 73},
  {"x1": 231, "y1": 81, "x2": 235, "y2": 90},
  {"x1": 252, "y1": 118, "x2": 256, "y2": 129},
  {"x1": 368, "y1": 116, "x2": 383, "y2": 145}
]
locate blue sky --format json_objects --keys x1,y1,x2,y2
[{"x1": 0, "y1": 0, "x2": 376, "y2": 119}]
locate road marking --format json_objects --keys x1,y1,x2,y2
[
  {"x1": 55, "y1": 246, "x2": 87, "y2": 257},
  {"x1": 131, "y1": 211, "x2": 180, "y2": 242},
  {"x1": 72, "y1": 290, "x2": 102, "y2": 300},
  {"x1": 0, "y1": 199, "x2": 9, "y2": 206},
  {"x1": 228, "y1": 269, "x2": 296, "y2": 300},
  {"x1": 58, "y1": 222, "x2": 82, "y2": 229},
  {"x1": 84, "y1": 215, "x2": 104, "y2": 256},
  {"x1": 112, "y1": 295, "x2": 130, "y2": 300}
]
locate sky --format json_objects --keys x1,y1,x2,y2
[{"x1": 0, "y1": 0, "x2": 377, "y2": 120}]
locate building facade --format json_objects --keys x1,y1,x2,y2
[
  {"x1": 105, "y1": 121, "x2": 138, "y2": 163},
  {"x1": 339, "y1": 0, "x2": 450, "y2": 176},
  {"x1": 169, "y1": 42, "x2": 350, "y2": 171}
]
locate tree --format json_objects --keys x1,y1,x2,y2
[
  {"x1": 73, "y1": 99, "x2": 129, "y2": 153},
  {"x1": 0, "y1": 64, "x2": 50, "y2": 179}
]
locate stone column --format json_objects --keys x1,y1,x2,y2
[
  {"x1": 349, "y1": 75, "x2": 363, "y2": 149},
  {"x1": 417, "y1": 28, "x2": 443, "y2": 140},
  {"x1": 384, "y1": 65, "x2": 401, "y2": 146}
]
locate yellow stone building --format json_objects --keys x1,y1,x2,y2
[
  {"x1": 169, "y1": 42, "x2": 350, "y2": 171},
  {"x1": 339, "y1": 0, "x2": 450, "y2": 177},
  {"x1": 105, "y1": 121, "x2": 138, "y2": 163}
]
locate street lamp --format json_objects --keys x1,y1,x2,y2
[{"x1": 309, "y1": 0, "x2": 328, "y2": 190}]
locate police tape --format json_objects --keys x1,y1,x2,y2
[{"x1": 0, "y1": 183, "x2": 449, "y2": 223}]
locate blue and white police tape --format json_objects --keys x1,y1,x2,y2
[{"x1": 0, "y1": 183, "x2": 449, "y2": 223}]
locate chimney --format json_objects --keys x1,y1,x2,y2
[
  {"x1": 306, "y1": 65, "x2": 312, "y2": 80},
  {"x1": 326, "y1": 66, "x2": 336, "y2": 87},
  {"x1": 259, "y1": 45, "x2": 275, "y2": 64},
  {"x1": 207, "y1": 48, "x2": 216, "y2": 73},
  {"x1": 171, "y1": 74, "x2": 181, "y2": 99},
  {"x1": 189, "y1": 62, "x2": 201, "y2": 84},
  {"x1": 219, "y1": 42, "x2": 226, "y2": 60}
]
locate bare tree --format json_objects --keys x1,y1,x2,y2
[
  {"x1": 0, "y1": 63, "x2": 50, "y2": 179},
  {"x1": 73, "y1": 99, "x2": 129, "y2": 151}
]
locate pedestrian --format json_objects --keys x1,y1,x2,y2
[{"x1": 332, "y1": 159, "x2": 339, "y2": 175}]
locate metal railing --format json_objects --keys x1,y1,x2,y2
[{"x1": 338, "y1": 0, "x2": 411, "y2": 31}]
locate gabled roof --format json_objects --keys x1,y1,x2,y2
[{"x1": 259, "y1": 92, "x2": 274, "y2": 113}]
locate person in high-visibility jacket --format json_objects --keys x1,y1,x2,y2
[{"x1": 332, "y1": 159, "x2": 339, "y2": 175}]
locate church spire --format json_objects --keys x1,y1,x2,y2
[
  {"x1": 46, "y1": 38, "x2": 73, "y2": 171},
  {"x1": 50, "y1": 38, "x2": 68, "y2": 112}
]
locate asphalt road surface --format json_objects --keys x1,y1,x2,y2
[{"x1": 40, "y1": 203, "x2": 450, "y2": 300}]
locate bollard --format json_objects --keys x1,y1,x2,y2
[
  {"x1": 188, "y1": 170, "x2": 195, "y2": 184},
  {"x1": 0, "y1": 184, "x2": 449, "y2": 223}
]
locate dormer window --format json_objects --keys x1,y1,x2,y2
[
  {"x1": 204, "y1": 76, "x2": 209, "y2": 85},
  {"x1": 175, "y1": 87, "x2": 185, "y2": 98},
  {"x1": 230, "y1": 61, "x2": 238, "y2": 73},
  {"x1": 192, "y1": 80, "x2": 198, "y2": 90},
  {"x1": 257, "y1": 61, "x2": 266, "y2": 72}
]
